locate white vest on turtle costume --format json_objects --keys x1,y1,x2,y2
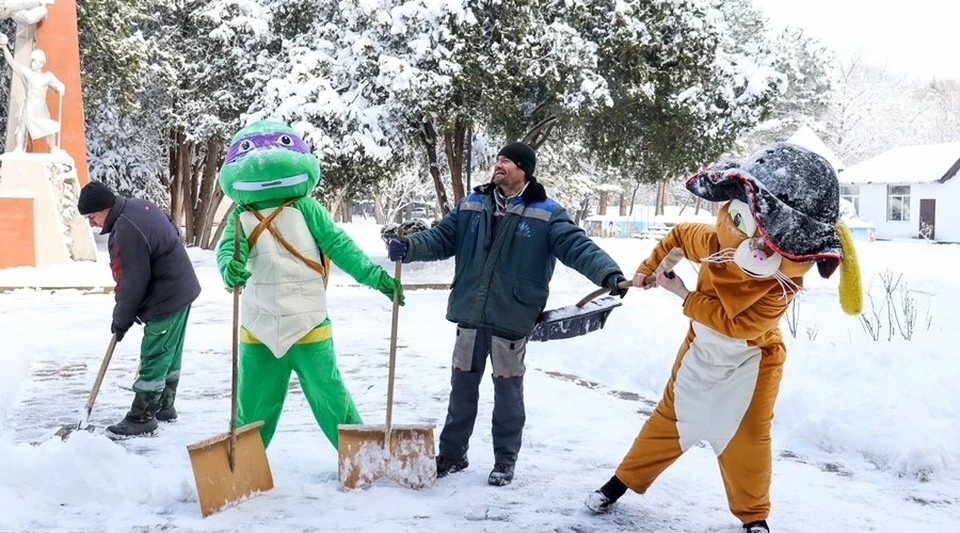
[{"x1": 239, "y1": 207, "x2": 327, "y2": 358}]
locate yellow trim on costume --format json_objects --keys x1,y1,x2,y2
[
  {"x1": 836, "y1": 221, "x2": 863, "y2": 315},
  {"x1": 240, "y1": 323, "x2": 333, "y2": 345}
]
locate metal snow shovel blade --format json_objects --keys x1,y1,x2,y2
[
  {"x1": 187, "y1": 219, "x2": 273, "y2": 517},
  {"x1": 54, "y1": 334, "x2": 118, "y2": 440},
  {"x1": 529, "y1": 247, "x2": 685, "y2": 342},
  {"x1": 338, "y1": 256, "x2": 437, "y2": 490}
]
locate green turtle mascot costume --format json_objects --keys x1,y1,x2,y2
[{"x1": 216, "y1": 120, "x2": 404, "y2": 449}]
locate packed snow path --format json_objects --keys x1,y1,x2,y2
[{"x1": 2, "y1": 231, "x2": 958, "y2": 531}]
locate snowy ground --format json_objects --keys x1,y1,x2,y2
[{"x1": 1, "y1": 218, "x2": 958, "y2": 532}]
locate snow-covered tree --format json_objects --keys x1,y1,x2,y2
[
  {"x1": 574, "y1": 0, "x2": 784, "y2": 214},
  {"x1": 824, "y1": 55, "x2": 946, "y2": 164},
  {"x1": 81, "y1": 0, "x2": 275, "y2": 248},
  {"x1": 77, "y1": 0, "x2": 149, "y2": 114},
  {"x1": 252, "y1": 1, "x2": 610, "y2": 215},
  {"x1": 718, "y1": 0, "x2": 838, "y2": 155}
]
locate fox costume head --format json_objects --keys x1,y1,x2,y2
[{"x1": 687, "y1": 143, "x2": 863, "y2": 315}]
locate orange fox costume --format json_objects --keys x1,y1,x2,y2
[
  {"x1": 620, "y1": 210, "x2": 810, "y2": 523},
  {"x1": 586, "y1": 143, "x2": 863, "y2": 533}
]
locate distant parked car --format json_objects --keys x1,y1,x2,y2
[{"x1": 409, "y1": 207, "x2": 431, "y2": 220}]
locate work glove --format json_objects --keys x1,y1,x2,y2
[
  {"x1": 111, "y1": 322, "x2": 130, "y2": 342},
  {"x1": 377, "y1": 272, "x2": 405, "y2": 306},
  {"x1": 388, "y1": 238, "x2": 409, "y2": 262},
  {"x1": 223, "y1": 259, "x2": 252, "y2": 288},
  {"x1": 604, "y1": 272, "x2": 630, "y2": 299}
]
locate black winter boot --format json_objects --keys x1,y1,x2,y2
[
  {"x1": 151, "y1": 381, "x2": 178, "y2": 422},
  {"x1": 107, "y1": 392, "x2": 159, "y2": 438},
  {"x1": 744, "y1": 520, "x2": 770, "y2": 533},
  {"x1": 436, "y1": 455, "x2": 469, "y2": 478},
  {"x1": 487, "y1": 463, "x2": 515, "y2": 486}
]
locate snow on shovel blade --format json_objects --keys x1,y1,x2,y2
[
  {"x1": 338, "y1": 423, "x2": 437, "y2": 490},
  {"x1": 386, "y1": 425, "x2": 437, "y2": 490},
  {"x1": 529, "y1": 296, "x2": 623, "y2": 342}
]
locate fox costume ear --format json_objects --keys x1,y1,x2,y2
[{"x1": 835, "y1": 221, "x2": 863, "y2": 315}]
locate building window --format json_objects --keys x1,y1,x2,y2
[
  {"x1": 840, "y1": 185, "x2": 860, "y2": 216},
  {"x1": 887, "y1": 185, "x2": 910, "y2": 222}
]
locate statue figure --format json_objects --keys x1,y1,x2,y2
[
  {"x1": 0, "y1": 0, "x2": 53, "y2": 26},
  {"x1": 0, "y1": 32, "x2": 64, "y2": 152}
]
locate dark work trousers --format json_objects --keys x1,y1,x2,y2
[{"x1": 438, "y1": 324, "x2": 528, "y2": 465}]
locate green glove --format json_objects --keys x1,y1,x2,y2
[
  {"x1": 223, "y1": 258, "x2": 252, "y2": 288},
  {"x1": 377, "y1": 271, "x2": 405, "y2": 306}
]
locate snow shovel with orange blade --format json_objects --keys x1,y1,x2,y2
[
  {"x1": 529, "y1": 247, "x2": 685, "y2": 342},
  {"x1": 337, "y1": 255, "x2": 437, "y2": 490},
  {"x1": 186, "y1": 219, "x2": 273, "y2": 517}
]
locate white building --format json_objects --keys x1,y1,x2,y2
[{"x1": 839, "y1": 142, "x2": 960, "y2": 242}]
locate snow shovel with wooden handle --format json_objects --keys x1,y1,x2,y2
[
  {"x1": 337, "y1": 251, "x2": 437, "y2": 490},
  {"x1": 529, "y1": 247, "x2": 685, "y2": 342},
  {"x1": 186, "y1": 218, "x2": 273, "y2": 517},
  {"x1": 54, "y1": 334, "x2": 118, "y2": 440}
]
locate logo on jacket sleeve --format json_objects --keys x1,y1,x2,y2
[{"x1": 516, "y1": 221, "x2": 533, "y2": 238}]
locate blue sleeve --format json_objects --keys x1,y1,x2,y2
[{"x1": 548, "y1": 208, "x2": 621, "y2": 286}]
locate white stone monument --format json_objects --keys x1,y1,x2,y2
[
  {"x1": 0, "y1": 2, "x2": 97, "y2": 267},
  {"x1": 1, "y1": 0, "x2": 55, "y2": 149},
  {"x1": 1, "y1": 34, "x2": 64, "y2": 152}
]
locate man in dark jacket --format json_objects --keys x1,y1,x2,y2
[
  {"x1": 388, "y1": 142, "x2": 629, "y2": 486},
  {"x1": 78, "y1": 181, "x2": 201, "y2": 438}
]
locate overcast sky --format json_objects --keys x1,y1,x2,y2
[{"x1": 753, "y1": 0, "x2": 960, "y2": 81}]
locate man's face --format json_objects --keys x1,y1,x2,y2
[
  {"x1": 85, "y1": 209, "x2": 109, "y2": 228},
  {"x1": 492, "y1": 156, "x2": 526, "y2": 190}
]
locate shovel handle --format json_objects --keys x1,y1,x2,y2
[
  {"x1": 80, "y1": 334, "x2": 118, "y2": 426},
  {"x1": 385, "y1": 245, "x2": 403, "y2": 431},
  {"x1": 574, "y1": 277, "x2": 644, "y2": 308},
  {"x1": 574, "y1": 271, "x2": 679, "y2": 308},
  {"x1": 576, "y1": 247, "x2": 685, "y2": 308},
  {"x1": 229, "y1": 215, "x2": 242, "y2": 472}
]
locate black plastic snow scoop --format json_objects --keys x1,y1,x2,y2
[
  {"x1": 54, "y1": 334, "x2": 118, "y2": 440},
  {"x1": 529, "y1": 248, "x2": 685, "y2": 342}
]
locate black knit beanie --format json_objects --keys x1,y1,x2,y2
[
  {"x1": 497, "y1": 142, "x2": 536, "y2": 180},
  {"x1": 78, "y1": 181, "x2": 116, "y2": 215}
]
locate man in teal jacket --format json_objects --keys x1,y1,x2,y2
[{"x1": 388, "y1": 142, "x2": 629, "y2": 486}]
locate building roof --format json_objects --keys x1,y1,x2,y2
[
  {"x1": 786, "y1": 125, "x2": 845, "y2": 172},
  {"x1": 839, "y1": 141, "x2": 960, "y2": 185}
]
